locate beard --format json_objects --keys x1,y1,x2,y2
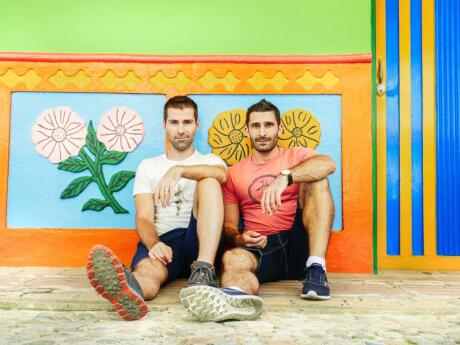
[
  {"x1": 250, "y1": 135, "x2": 278, "y2": 152},
  {"x1": 170, "y1": 136, "x2": 194, "y2": 151}
]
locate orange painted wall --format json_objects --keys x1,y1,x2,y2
[{"x1": 0, "y1": 53, "x2": 372, "y2": 272}]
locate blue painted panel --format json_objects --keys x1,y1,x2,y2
[
  {"x1": 191, "y1": 94, "x2": 343, "y2": 231},
  {"x1": 435, "y1": 0, "x2": 460, "y2": 255},
  {"x1": 410, "y1": 0, "x2": 424, "y2": 255},
  {"x1": 8, "y1": 92, "x2": 167, "y2": 229},
  {"x1": 386, "y1": 0, "x2": 401, "y2": 255},
  {"x1": 8, "y1": 92, "x2": 343, "y2": 231}
]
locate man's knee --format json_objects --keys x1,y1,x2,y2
[
  {"x1": 222, "y1": 248, "x2": 258, "y2": 273},
  {"x1": 194, "y1": 178, "x2": 223, "y2": 216},
  {"x1": 134, "y1": 259, "x2": 166, "y2": 290},
  {"x1": 302, "y1": 178, "x2": 330, "y2": 194},
  {"x1": 197, "y1": 177, "x2": 222, "y2": 194},
  {"x1": 299, "y1": 178, "x2": 332, "y2": 205},
  {"x1": 136, "y1": 258, "x2": 166, "y2": 275}
]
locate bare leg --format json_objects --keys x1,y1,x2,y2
[
  {"x1": 299, "y1": 178, "x2": 333, "y2": 300},
  {"x1": 300, "y1": 178, "x2": 334, "y2": 258},
  {"x1": 133, "y1": 257, "x2": 168, "y2": 300},
  {"x1": 220, "y1": 248, "x2": 260, "y2": 295},
  {"x1": 193, "y1": 177, "x2": 224, "y2": 265}
]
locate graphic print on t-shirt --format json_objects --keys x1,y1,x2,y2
[
  {"x1": 248, "y1": 174, "x2": 277, "y2": 203},
  {"x1": 172, "y1": 184, "x2": 188, "y2": 216}
]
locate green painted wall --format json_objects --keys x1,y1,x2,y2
[{"x1": 0, "y1": 0, "x2": 370, "y2": 55}]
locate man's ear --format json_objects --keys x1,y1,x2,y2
[
  {"x1": 245, "y1": 125, "x2": 249, "y2": 135},
  {"x1": 278, "y1": 124, "x2": 284, "y2": 135}
]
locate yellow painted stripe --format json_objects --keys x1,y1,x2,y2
[
  {"x1": 422, "y1": 0, "x2": 437, "y2": 256},
  {"x1": 400, "y1": 0, "x2": 413, "y2": 257},
  {"x1": 376, "y1": 0, "x2": 388, "y2": 262},
  {"x1": 379, "y1": 255, "x2": 460, "y2": 270}
]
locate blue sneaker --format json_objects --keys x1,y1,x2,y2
[
  {"x1": 180, "y1": 286, "x2": 263, "y2": 322},
  {"x1": 301, "y1": 263, "x2": 331, "y2": 300}
]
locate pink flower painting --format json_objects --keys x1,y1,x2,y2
[
  {"x1": 31, "y1": 107, "x2": 87, "y2": 163},
  {"x1": 97, "y1": 107, "x2": 144, "y2": 152}
]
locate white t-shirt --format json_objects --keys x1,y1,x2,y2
[{"x1": 132, "y1": 151, "x2": 226, "y2": 235}]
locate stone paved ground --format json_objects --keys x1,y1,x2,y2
[{"x1": 0, "y1": 268, "x2": 459, "y2": 344}]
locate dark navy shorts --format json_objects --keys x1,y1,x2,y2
[
  {"x1": 131, "y1": 214, "x2": 212, "y2": 285},
  {"x1": 245, "y1": 208, "x2": 309, "y2": 282}
]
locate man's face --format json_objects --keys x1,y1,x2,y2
[
  {"x1": 163, "y1": 107, "x2": 199, "y2": 152},
  {"x1": 246, "y1": 111, "x2": 282, "y2": 153}
]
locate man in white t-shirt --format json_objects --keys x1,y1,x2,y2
[{"x1": 86, "y1": 96, "x2": 227, "y2": 321}]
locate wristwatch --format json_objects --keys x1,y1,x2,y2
[{"x1": 280, "y1": 169, "x2": 293, "y2": 186}]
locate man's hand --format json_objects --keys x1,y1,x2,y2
[
  {"x1": 148, "y1": 242, "x2": 173, "y2": 265},
  {"x1": 235, "y1": 230, "x2": 267, "y2": 249},
  {"x1": 155, "y1": 166, "x2": 183, "y2": 208},
  {"x1": 261, "y1": 174, "x2": 288, "y2": 215}
]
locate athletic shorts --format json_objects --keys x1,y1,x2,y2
[{"x1": 244, "y1": 208, "x2": 309, "y2": 282}]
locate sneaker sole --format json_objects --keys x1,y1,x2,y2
[
  {"x1": 300, "y1": 290, "x2": 331, "y2": 300},
  {"x1": 180, "y1": 286, "x2": 264, "y2": 322},
  {"x1": 86, "y1": 245, "x2": 148, "y2": 321}
]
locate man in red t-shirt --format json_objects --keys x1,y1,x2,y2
[{"x1": 180, "y1": 99, "x2": 336, "y2": 322}]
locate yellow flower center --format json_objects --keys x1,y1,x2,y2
[
  {"x1": 229, "y1": 130, "x2": 243, "y2": 144},
  {"x1": 115, "y1": 125, "x2": 126, "y2": 136},
  {"x1": 52, "y1": 127, "x2": 66, "y2": 142},
  {"x1": 292, "y1": 127, "x2": 303, "y2": 138}
]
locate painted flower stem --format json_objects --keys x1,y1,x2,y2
[{"x1": 78, "y1": 148, "x2": 128, "y2": 213}]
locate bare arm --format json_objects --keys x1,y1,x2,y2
[
  {"x1": 135, "y1": 194, "x2": 159, "y2": 249},
  {"x1": 261, "y1": 154, "x2": 336, "y2": 215},
  {"x1": 178, "y1": 164, "x2": 227, "y2": 184},
  {"x1": 224, "y1": 204, "x2": 267, "y2": 248},
  {"x1": 224, "y1": 204, "x2": 240, "y2": 247},
  {"x1": 290, "y1": 154, "x2": 336, "y2": 184},
  {"x1": 134, "y1": 193, "x2": 172, "y2": 265}
]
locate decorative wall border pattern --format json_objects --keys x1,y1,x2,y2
[{"x1": 0, "y1": 53, "x2": 372, "y2": 272}]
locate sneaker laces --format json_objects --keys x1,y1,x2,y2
[
  {"x1": 305, "y1": 264, "x2": 325, "y2": 284},
  {"x1": 189, "y1": 265, "x2": 215, "y2": 286}
]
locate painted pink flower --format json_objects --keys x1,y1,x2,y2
[
  {"x1": 97, "y1": 107, "x2": 144, "y2": 152},
  {"x1": 31, "y1": 107, "x2": 87, "y2": 163}
]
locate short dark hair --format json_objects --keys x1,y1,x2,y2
[
  {"x1": 246, "y1": 99, "x2": 280, "y2": 126},
  {"x1": 163, "y1": 95, "x2": 198, "y2": 121}
]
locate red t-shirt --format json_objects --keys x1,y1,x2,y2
[{"x1": 223, "y1": 147, "x2": 318, "y2": 235}]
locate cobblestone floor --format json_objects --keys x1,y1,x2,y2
[{"x1": 0, "y1": 268, "x2": 459, "y2": 345}]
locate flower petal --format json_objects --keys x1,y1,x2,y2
[
  {"x1": 279, "y1": 109, "x2": 321, "y2": 149},
  {"x1": 280, "y1": 112, "x2": 295, "y2": 132},
  {"x1": 32, "y1": 107, "x2": 86, "y2": 163},
  {"x1": 47, "y1": 142, "x2": 62, "y2": 164},
  {"x1": 97, "y1": 107, "x2": 144, "y2": 152}
]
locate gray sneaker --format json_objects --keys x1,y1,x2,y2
[
  {"x1": 86, "y1": 245, "x2": 148, "y2": 321},
  {"x1": 188, "y1": 261, "x2": 218, "y2": 287},
  {"x1": 180, "y1": 286, "x2": 264, "y2": 322}
]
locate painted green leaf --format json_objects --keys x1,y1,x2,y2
[
  {"x1": 108, "y1": 170, "x2": 135, "y2": 193},
  {"x1": 58, "y1": 157, "x2": 88, "y2": 173},
  {"x1": 82, "y1": 198, "x2": 110, "y2": 212},
  {"x1": 86, "y1": 121, "x2": 105, "y2": 157},
  {"x1": 60, "y1": 176, "x2": 93, "y2": 199},
  {"x1": 100, "y1": 151, "x2": 127, "y2": 165}
]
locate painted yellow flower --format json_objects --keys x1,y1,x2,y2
[
  {"x1": 278, "y1": 109, "x2": 321, "y2": 149},
  {"x1": 208, "y1": 109, "x2": 252, "y2": 166}
]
